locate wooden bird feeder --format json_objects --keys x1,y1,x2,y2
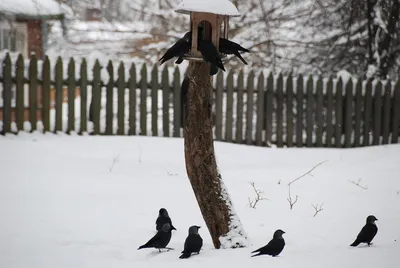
[{"x1": 175, "y1": 0, "x2": 240, "y2": 61}]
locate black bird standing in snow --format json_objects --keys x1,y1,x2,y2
[
  {"x1": 198, "y1": 39, "x2": 225, "y2": 75},
  {"x1": 138, "y1": 223, "x2": 174, "y2": 252},
  {"x1": 159, "y1": 32, "x2": 192, "y2": 65},
  {"x1": 350, "y1": 215, "x2": 378, "y2": 247},
  {"x1": 251, "y1": 229, "x2": 286, "y2": 257},
  {"x1": 156, "y1": 208, "x2": 177, "y2": 231},
  {"x1": 179, "y1": 225, "x2": 203, "y2": 259},
  {"x1": 219, "y1": 38, "x2": 250, "y2": 65}
]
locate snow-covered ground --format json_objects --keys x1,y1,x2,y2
[{"x1": 0, "y1": 133, "x2": 399, "y2": 268}]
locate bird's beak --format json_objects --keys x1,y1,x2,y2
[
  {"x1": 172, "y1": 226, "x2": 177, "y2": 230},
  {"x1": 197, "y1": 226, "x2": 201, "y2": 229},
  {"x1": 283, "y1": 231, "x2": 286, "y2": 234}
]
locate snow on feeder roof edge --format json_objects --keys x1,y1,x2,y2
[{"x1": 175, "y1": 0, "x2": 241, "y2": 17}]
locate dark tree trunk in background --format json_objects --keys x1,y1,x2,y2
[{"x1": 183, "y1": 61, "x2": 247, "y2": 249}]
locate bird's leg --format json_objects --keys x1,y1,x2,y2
[
  {"x1": 368, "y1": 242, "x2": 373, "y2": 246},
  {"x1": 165, "y1": 247, "x2": 174, "y2": 251},
  {"x1": 158, "y1": 248, "x2": 161, "y2": 252}
]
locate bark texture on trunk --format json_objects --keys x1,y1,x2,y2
[{"x1": 183, "y1": 61, "x2": 247, "y2": 249}]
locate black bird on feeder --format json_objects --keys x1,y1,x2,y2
[
  {"x1": 198, "y1": 38, "x2": 225, "y2": 75},
  {"x1": 159, "y1": 31, "x2": 192, "y2": 66},
  {"x1": 350, "y1": 215, "x2": 378, "y2": 247},
  {"x1": 251, "y1": 229, "x2": 286, "y2": 257},
  {"x1": 219, "y1": 38, "x2": 250, "y2": 65}
]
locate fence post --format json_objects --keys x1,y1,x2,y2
[
  {"x1": 381, "y1": 81, "x2": 391, "y2": 144},
  {"x1": 286, "y1": 73, "x2": 294, "y2": 147},
  {"x1": 215, "y1": 71, "x2": 223, "y2": 141},
  {"x1": 105, "y1": 61, "x2": 114, "y2": 135},
  {"x1": 353, "y1": 78, "x2": 362, "y2": 147},
  {"x1": 325, "y1": 76, "x2": 334, "y2": 147},
  {"x1": 128, "y1": 63, "x2": 137, "y2": 135},
  {"x1": 344, "y1": 78, "x2": 353, "y2": 148},
  {"x1": 296, "y1": 74, "x2": 304, "y2": 147},
  {"x1": 306, "y1": 75, "x2": 314, "y2": 147},
  {"x1": 55, "y1": 57, "x2": 63, "y2": 133},
  {"x1": 276, "y1": 73, "x2": 284, "y2": 147},
  {"x1": 117, "y1": 62, "x2": 125, "y2": 135},
  {"x1": 315, "y1": 76, "x2": 323, "y2": 147},
  {"x1": 246, "y1": 71, "x2": 255, "y2": 145},
  {"x1": 236, "y1": 70, "x2": 244, "y2": 144},
  {"x1": 15, "y1": 54, "x2": 24, "y2": 132},
  {"x1": 372, "y1": 81, "x2": 382, "y2": 145},
  {"x1": 140, "y1": 63, "x2": 147, "y2": 136},
  {"x1": 91, "y1": 60, "x2": 101, "y2": 135},
  {"x1": 29, "y1": 54, "x2": 38, "y2": 132},
  {"x1": 335, "y1": 78, "x2": 343, "y2": 148},
  {"x1": 42, "y1": 56, "x2": 51, "y2": 132},
  {"x1": 363, "y1": 79, "x2": 373, "y2": 146},
  {"x1": 225, "y1": 70, "x2": 234, "y2": 142},
  {"x1": 161, "y1": 66, "x2": 169, "y2": 137},
  {"x1": 255, "y1": 72, "x2": 265, "y2": 146},
  {"x1": 173, "y1": 67, "x2": 181, "y2": 137},
  {"x1": 80, "y1": 59, "x2": 88, "y2": 134},
  {"x1": 391, "y1": 79, "x2": 400, "y2": 143},
  {"x1": 265, "y1": 72, "x2": 274, "y2": 146},
  {"x1": 151, "y1": 65, "x2": 158, "y2": 136},
  {"x1": 1, "y1": 53, "x2": 12, "y2": 134},
  {"x1": 67, "y1": 58, "x2": 76, "y2": 134}
]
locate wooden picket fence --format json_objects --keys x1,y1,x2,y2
[{"x1": 1, "y1": 53, "x2": 400, "y2": 148}]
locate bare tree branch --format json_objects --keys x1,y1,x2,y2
[
  {"x1": 348, "y1": 178, "x2": 368, "y2": 190},
  {"x1": 311, "y1": 202, "x2": 324, "y2": 217}
]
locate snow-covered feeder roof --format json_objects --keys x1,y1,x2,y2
[
  {"x1": 0, "y1": 0, "x2": 65, "y2": 20},
  {"x1": 175, "y1": 0, "x2": 241, "y2": 17}
]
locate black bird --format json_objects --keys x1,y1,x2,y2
[
  {"x1": 159, "y1": 32, "x2": 192, "y2": 65},
  {"x1": 179, "y1": 225, "x2": 203, "y2": 259},
  {"x1": 198, "y1": 39, "x2": 225, "y2": 75},
  {"x1": 251, "y1": 229, "x2": 286, "y2": 257},
  {"x1": 350, "y1": 215, "x2": 378, "y2": 247},
  {"x1": 138, "y1": 223, "x2": 173, "y2": 252},
  {"x1": 219, "y1": 38, "x2": 250, "y2": 65},
  {"x1": 156, "y1": 208, "x2": 177, "y2": 231}
]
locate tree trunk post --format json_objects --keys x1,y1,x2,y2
[{"x1": 183, "y1": 61, "x2": 248, "y2": 249}]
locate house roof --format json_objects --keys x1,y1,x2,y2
[
  {"x1": 0, "y1": 0, "x2": 65, "y2": 20},
  {"x1": 175, "y1": 0, "x2": 241, "y2": 17}
]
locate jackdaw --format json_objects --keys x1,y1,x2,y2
[
  {"x1": 350, "y1": 215, "x2": 378, "y2": 247},
  {"x1": 251, "y1": 229, "x2": 286, "y2": 257},
  {"x1": 219, "y1": 38, "x2": 250, "y2": 65},
  {"x1": 156, "y1": 208, "x2": 177, "y2": 231},
  {"x1": 159, "y1": 32, "x2": 192, "y2": 65},
  {"x1": 138, "y1": 223, "x2": 173, "y2": 252},
  {"x1": 179, "y1": 225, "x2": 203, "y2": 259},
  {"x1": 198, "y1": 39, "x2": 225, "y2": 75}
]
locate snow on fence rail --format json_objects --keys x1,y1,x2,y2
[{"x1": 1, "y1": 53, "x2": 400, "y2": 148}]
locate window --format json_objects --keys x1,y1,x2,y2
[{"x1": 0, "y1": 26, "x2": 26, "y2": 53}]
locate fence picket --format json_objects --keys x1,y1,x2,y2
[
  {"x1": 335, "y1": 78, "x2": 343, "y2": 148},
  {"x1": 353, "y1": 79, "x2": 362, "y2": 147},
  {"x1": 315, "y1": 76, "x2": 323, "y2": 147},
  {"x1": 151, "y1": 65, "x2": 158, "y2": 136},
  {"x1": 225, "y1": 71, "x2": 234, "y2": 142},
  {"x1": 162, "y1": 66, "x2": 170, "y2": 137},
  {"x1": 381, "y1": 82, "x2": 391, "y2": 144},
  {"x1": 29, "y1": 54, "x2": 38, "y2": 132},
  {"x1": 363, "y1": 79, "x2": 373, "y2": 146},
  {"x1": 373, "y1": 81, "x2": 382, "y2": 145},
  {"x1": 55, "y1": 57, "x2": 63, "y2": 133},
  {"x1": 140, "y1": 64, "x2": 147, "y2": 136},
  {"x1": 255, "y1": 72, "x2": 265, "y2": 146},
  {"x1": 236, "y1": 70, "x2": 244, "y2": 143},
  {"x1": 15, "y1": 54, "x2": 24, "y2": 132},
  {"x1": 105, "y1": 61, "x2": 114, "y2": 135},
  {"x1": 1, "y1": 53, "x2": 12, "y2": 134},
  {"x1": 80, "y1": 59, "x2": 88, "y2": 134},
  {"x1": 67, "y1": 58, "x2": 76, "y2": 134},
  {"x1": 246, "y1": 71, "x2": 255, "y2": 145},
  {"x1": 128, "y1": 63, "x2": 137, "y2": 135},
  {"x1": 296, "y1": 74, "x2": 304, "y2": 147},
  {"x1": 173, "y1": 67, "x2": 181, "y2": 137},
  {"x1": 286, "y1": 73, "x2": 294, "y2": 147},
  {"x1": 344, "y1": 78, "x2": 353, "y2": 147},
  {"x1": 118, "y1": 62, "x2": 125, "y2": 135},
  {"x1": 306, "y1": 75, "x2": 314, "y2": 147},
  {"x1": 391, "y1": 79, "x2": 400, "y2": 143},
  {"x1": 42, "y1": 56, "x2": 51, "y2": 133},
  {"x1": 325, "y1": 76, "x2": 334, "y2": 147},
  {"x1": 215, "y1": 71, "x2": 224, "y2": 141}
]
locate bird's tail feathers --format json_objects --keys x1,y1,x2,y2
[
  {"x1": 210, "y1": 64, "x2": 218, "y2": 76},
  {"x1": 234, "y1": 51, "x2": 248, "y2": 65},
  {"x1": 179, "y1": 252, "x2": 191, "y2": 259},
  {"x1": 251, "y1": 252, "x2": 262, "y2": 257},
  {"x1": 350, "y1": 240, "x2": 360, "y2": 247}
]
